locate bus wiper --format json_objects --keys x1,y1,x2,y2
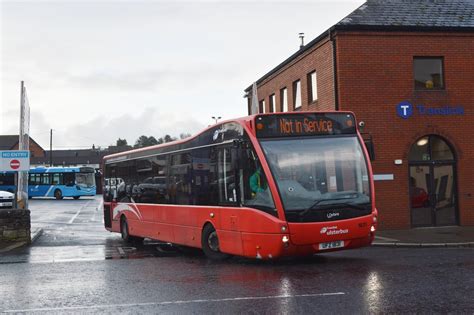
[
  {"x1": 324, "y1": 202, "x2": 369, "y2": 211},
  {"x1": 309, "y1": 197, "x2": 357, "y2": 210}
]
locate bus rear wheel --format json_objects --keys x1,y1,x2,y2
[
  {"x1": 120, "y1": 216, "x2": 143, "y2": 244},
  {"x1": 54, "y1": 189, "x2": 63, "y2": 200},
  {"x1": 201, "y1": 224, "x2": 230, "y2": 260}
]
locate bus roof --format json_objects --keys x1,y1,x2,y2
[
  {"x1": 30, "y1": 166, "x2": 95, "y2": 173},
  {"x1": 103, "y1": 111, "x2": 357, "y2": 162}
]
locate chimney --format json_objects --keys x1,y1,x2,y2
[{"x1": 299, "y1": 32, "x2": 305, "y2": 49}]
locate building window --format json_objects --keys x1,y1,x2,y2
[
  {"x1": 280, "y1": 87, "x2": 288, "y2": 112},
  {"x1": 259, "y1": 99, "x2": 265, "y2": 113},
  {"x1": 293, "y1": 80, "x2": 301, "y2": 109},
  {"x1": 269, "y1": 94, "x2": 276, "y2": 113},
  {"x1": 308, "y1": 71, "x2": 317, "y2": 102},
  {"x1": 414, "y1": 57, "x2": 444, "y2": 90}
]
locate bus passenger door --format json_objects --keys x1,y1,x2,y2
[{"x1": 215, "y1": 146, "x2": 242, "y2": 255}]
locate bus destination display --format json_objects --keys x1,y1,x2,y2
[{"x1": 255, "y1": 113, "x2": 356, "y2": 138}]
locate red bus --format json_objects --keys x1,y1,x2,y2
[{"x1": 103, "y1": 112, "x2": 377, "y2": 259}]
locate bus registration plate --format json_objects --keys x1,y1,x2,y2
[{"x1": 319, "y1": 240, "x2": 344, "y2": 250}]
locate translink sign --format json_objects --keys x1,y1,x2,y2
[
  {"x1": 0, "y1": 151, "x2": 30, "y2": 172},
  {"x1": 397, "y1": 101, "x2": 465, "y2": 119}
]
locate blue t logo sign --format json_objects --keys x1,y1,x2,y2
[{"x1": 397, "y1": 101, "x2": 413, "y2": 119}]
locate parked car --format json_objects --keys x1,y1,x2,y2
[{"x1": 0, "y1": 190, "x2": 14, "y2": 209}]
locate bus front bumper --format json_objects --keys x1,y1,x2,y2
[{"x1": 240, "y1": 232, "x2": 374, "y2": 259}]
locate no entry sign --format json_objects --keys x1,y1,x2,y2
[
  {"x1": 10, "y1": 160, "x2": 20, "y2": 170},
  {"x1": 0, "y1": 151, "x2": 30, "y2": 171}
]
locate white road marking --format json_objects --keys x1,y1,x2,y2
[
  {"x1": 2, "y1": 292, "x2": 345, "y2": 313},
  {"x1": 67, "y1": 200, "x2": 93, "y2": 224},
  {"x1": 67, "y1": 209, "x2": 82, "y2": 224},
  {"x1": 375, "y1": 236, "x2": 399, "y2": 241}
]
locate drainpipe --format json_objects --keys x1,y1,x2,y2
[{"x1": 329, "y1": 27, "x2": 339, "y2": 111}]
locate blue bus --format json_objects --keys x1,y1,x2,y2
[{"x1": 0, "y1": 166, "x2": 96, "y2": 199}]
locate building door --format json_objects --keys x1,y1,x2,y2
[{"x1": 408, "y1": 136, "x2": 458, "y2": 227}]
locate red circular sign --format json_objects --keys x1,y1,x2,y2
[{"x1": 10, "y1": 159, "x2": 20, "y2": 170}]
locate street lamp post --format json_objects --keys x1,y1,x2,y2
[{"x1": 211, "y1": 116, "x2": 221, "y2": 124}]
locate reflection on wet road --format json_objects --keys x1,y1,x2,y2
[{"x1": 1, "y1": 196, "x2": 473, "y2": 313}]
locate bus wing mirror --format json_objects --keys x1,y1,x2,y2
[{"x1": 364, "y1": 138, "x2": 376, "y2": 161}]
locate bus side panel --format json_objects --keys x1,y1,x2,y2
[
  {"x1": 173, "y1": 225, "x2": 201, "y2": 248},
  {"x1": 213, "y1": 207, "x2": 287, "y2": 256},
  {"x1": 128, "y1": 218, "x2": 155, "y2": 239},
  {"x1": 241, "y1": 232, "x2": 286, "y2": 259},
  {"x1": 29, "y1": 185, "x2": 53, "y2": 197},
  {"x1": 172, "y1": 206, "x2": 198, "y2": 232},
  {"x1": 217, "y1": 230, "x2": 243, "y2": 256},
  {"x1": 234, "y1": 207, "x2": 285, "y2": 234}
]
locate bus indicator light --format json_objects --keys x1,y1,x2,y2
[{"x1": 256, "y1": 123, "x2": 264, "y2": 130}]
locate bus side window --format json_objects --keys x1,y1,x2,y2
[
  {"x1": 64, "y1": 173, "x2": 75, "y2": 186},
  {"x1": 41, "y1": 174, "x2": 52, "y2": 185},
  {"x1": 240, "y1": 146, "x2": 276, "y2": 214},
  {"x1": 104, "y1": 164, "x2": 116, "y2": 202},
  {"x1": 217, "y1": 147, "x2": 237, "y2": 205}
]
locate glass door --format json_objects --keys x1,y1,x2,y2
[
  {"x1": 433, "y1": 164, "x2": 457, "y2": 226},
  {"x1": 410, "y1": 164, "x2": 458, "y2": 227},
  {"x1": 410, "y1": 165, "x2": 433, "y2": 227}
]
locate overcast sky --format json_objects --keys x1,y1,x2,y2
[{"x1": 0, "y1": 0, "x2": 364, "y2": 149}]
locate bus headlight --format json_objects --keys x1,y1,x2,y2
[
  {"x1": 281, "y1": 226, "x2": 287, "y2": 232},
  {"x1": 370, "y1": 225, "x2": 376, "y2": 233},
  {"x1": 282, "y1": 235, "x2": 289, "y2": 247},
  {"x1": 372, "y1": 216, "x2": 377, "y2": 223}
]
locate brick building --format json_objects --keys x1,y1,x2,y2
[
  {"x1": 0, "y1": 135, "x2": 45, "y2": 158},
  {"x1": 245, "y1": 0, "x2": 474, "y2": 229}
]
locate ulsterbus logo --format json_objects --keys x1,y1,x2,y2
[
  {"x1": 397, "y1": 101, "x2": 414, "y2": 119},
  {"x1": 320, "y1": 226, "x2": 349, "y2": 235}
]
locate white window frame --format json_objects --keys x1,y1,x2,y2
[
  {"x1": 309, "y1": 71, "x2": 317, "y2": 102},
  {"x1": 281, "y1": 88, "x2": 288, "y2": 112},
  {"x1": 270, "y1": 94, "x2": 276, "y2": 113},
  {"x1": 294, "y1": 80, "x2": 301, "y2": 109}
]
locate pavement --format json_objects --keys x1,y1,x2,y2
[
  {"x1": 0, "y1": 227, "x2": 43, "y2": 253},
  {"x1": 374, "y1": 226, "x2": 474, "y2": 247}
]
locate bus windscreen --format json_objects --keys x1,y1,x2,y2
[{"x1": 255, "y1": 113, "x2": 356, "y2": 138}]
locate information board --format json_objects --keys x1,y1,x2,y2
[{"x1": 0, "y1": 151, "x2": 30, "y2": 171}]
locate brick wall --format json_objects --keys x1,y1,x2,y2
[
  {"x1": 249, "y1": 29, "x2": 473, "y2": 230},
  {"x1": 11, "y1": 139, "x2": 45, "y2": 158},
  {"x1": 336, "y1": 31, "x2": 474, "y2": 229},
  {"x1": 252, "y1": 37, "x2": 336, "y2": 114}
]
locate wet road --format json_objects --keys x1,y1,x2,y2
[{"x1": 1, "y1": 197, "x2": 473, "y2": 313}]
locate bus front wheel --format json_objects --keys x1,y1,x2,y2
[
  {"x1": 54, "y1": 189, "x2": 63, "y2": 200},
  {"x1": 201, "y1": 224, "x2": 230, "y2": 260}
]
